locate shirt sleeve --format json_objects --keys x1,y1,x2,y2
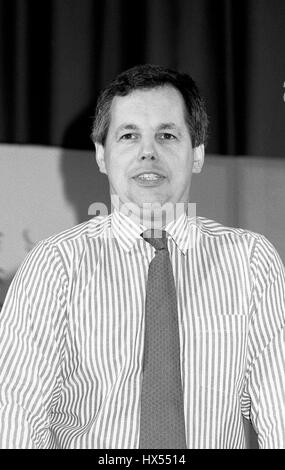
[
  {"x1": 0, "y1": 240, "x2": 68, "y2": 448},
  {"x1": 242, "y1": 235, "x2": 285, "y2": 448}
]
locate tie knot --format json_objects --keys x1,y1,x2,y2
[{"x1": 141, "y1": 229, "x2": 168, "y2": 251}]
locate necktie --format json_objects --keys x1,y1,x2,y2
[{"x1": 139, "y1": 229, "x2": 187, "y2": 449}]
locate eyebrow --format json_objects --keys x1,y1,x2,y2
[
  {"x1": 156, "y1": 122, "x2": 180, "y2": 131},
  {"x1": 116, "y1": 122, "x2": 181, "y2": 134},
  {"x1": 116, "y1": 123, "x2": 139, "y2": 132},
  {"x1": 115, "y1": 124, "x2": 139, "y2": 138}
]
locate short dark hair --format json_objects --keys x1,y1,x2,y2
[{"x1": 91, "y1": 64, "x2": 208, "y2": 148}]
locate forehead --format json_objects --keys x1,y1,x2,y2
[{"x1": 109, "y1": 85, "x2": 187, "y2": 126}]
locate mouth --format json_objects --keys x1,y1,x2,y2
[{"x1": 132, "y1": 172, "x2": 166, "y2": 186}]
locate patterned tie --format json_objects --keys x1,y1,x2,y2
[{"x1": 139, "y1": 229, "x2": 187, "y2": 449}]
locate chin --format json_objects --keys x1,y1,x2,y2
[{"x1": 136, "y1": 200, "x2": 167, "y2": 209}]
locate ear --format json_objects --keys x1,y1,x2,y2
[
  {"x1": 95, "y1": 143, "x2": 107, "y2": 175},
  {"x1": 192, "y1": 144, "x2": 205, "y2": 174}
]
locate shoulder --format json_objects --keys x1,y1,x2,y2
[
  {"x1": 43, "y1": 215, "x2": 111, "y2": 248},
  {"x1": 17, "y1": 215, "x2": 111, "y2": 278},
  {"x1": 195, "y1": 216, "x2": 284, "y2": 272},
  {"x1": 195, "y1": 216, "x2": 261, "y2": 241},
  {"x1": 194, "y1": 216, "x2": 270, "y2": 249}
]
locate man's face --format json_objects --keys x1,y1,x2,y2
[{"x1": 96, "y1": 85, "x2": 204, "y2": 223}]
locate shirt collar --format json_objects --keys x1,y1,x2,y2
[{"x1": 111, "y1": 208, "x2": 198, "y2": 254}]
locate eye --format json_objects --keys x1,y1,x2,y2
[
  {"x1": 158, "y1": 133, "x2": 177, "y2": 141},
  {"x1": 120, "y1": 133, "x2": 138, "y2": 141}
]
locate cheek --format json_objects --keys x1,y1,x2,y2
[
  {"x1": 109, "y1": 156, "x2": 136, "y2": 183},
  {"x1": 105, "y1": 154, "x2": 122, "y2": 174},
  {"x1": 107, "y1": 161, "x2": 130, "y2": 190},
  {"x1": 170, "y1": 158, "x2": 192, "y2": 179}
]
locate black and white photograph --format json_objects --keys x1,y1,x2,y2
[{"x1": 0, "y1": 0, "x2": 285, "y2": 452}]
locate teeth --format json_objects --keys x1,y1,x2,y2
[{"x1": 137, "y1": 173, "x2": 162, "y2": 180}]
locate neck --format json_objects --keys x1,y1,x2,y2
[{"x1": 111, "y1": 196, "x2": 190, "y2": 228}]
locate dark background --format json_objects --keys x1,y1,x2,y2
[{"x1": 0, "y1": 0, "x2": 285, "y2": 156}]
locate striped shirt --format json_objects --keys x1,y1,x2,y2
[{"x1": 0, "y1": 210, "x2": 285, "y2": 449}]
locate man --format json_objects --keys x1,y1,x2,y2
[{"x1": 0, "y1": 64, "x2": 284, "y2": 449}]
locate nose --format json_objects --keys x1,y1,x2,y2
[
  {"x1": 138, "y1": 138, "x2": 158, "y2": 161},
  {"x1": 140, "y1": 152, "x2": 156, "y2": 161}
]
